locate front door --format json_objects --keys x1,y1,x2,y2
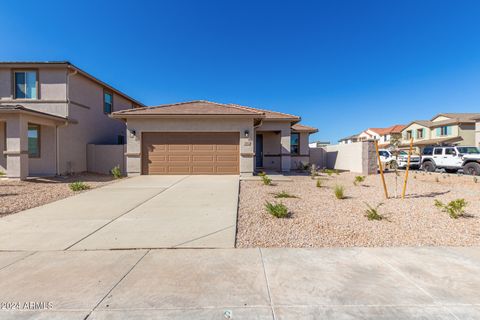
[{"x1": 255, "y1": 134, "x2": 263, "y2": 168}]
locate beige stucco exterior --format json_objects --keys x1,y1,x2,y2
[
  {"x1": 476, "y1": 120, "x2": 480, "y2": 147},
  {"x1": 0, "y1": 63, "x2": 140, "y2": 179}
]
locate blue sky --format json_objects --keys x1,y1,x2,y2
[{"x1": 1, "y1": 0, "x2": 480, "y2": 142}]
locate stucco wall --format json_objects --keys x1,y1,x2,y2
[
  {"x1": 476, "y1": 121, "x2": 480, "y2": 147},
  {"x1": 0, "y1": 121, "x2": 5, "y2": 173},
  {"x1": 458, "y1": 123, "x2": 476, "y2": 146},
  {"x1": 0, "y1": 66, "x2": 69, "y2": 117},
  {"x1": 29, "y1": 124, "x2": 56, "y2": 176},
  {"x1": 310, "y1": 141, "x2": 377, "y2": 175},
  {"x1": 87, "y1": 144, "x2": 126, "y2": 175},
  {"x1": 124, "y1": 117, "x2": 255, "y2": 176},
  {"x1": 56, "y1": 73, "x2": 133, "y2": 174}
]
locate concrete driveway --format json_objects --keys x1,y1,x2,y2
[{"x1": 0, "y1": 175, "x2": 239, "y2": 250}]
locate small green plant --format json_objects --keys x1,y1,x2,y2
[
  {"x1": 261, "y1": 174, "x2": 272, "y2": 186},
  {"x1": 364, "y1": 202, "x2": 384, "y2": 221},
  {"x1": 0, "y1": 171, "x2": 5, "y2": 176},
  {"x1": 110, "y1": 165, "x2": 122, "y2": 179},
  {"x1": 316, "y1": 179, "x2": 322, "y2": 188},
  {"x1": 474, "y1": 177, "x2": 478, "y2": 183},
  {"x1": 434, "y1": 199, "x2": 468, "y2": 219},
  {"x1": 323, "y1": 169, "x2": 334, "y2": 176},
  {"x1": 265, "y1": 201, "x2": 289, "y2": 218},
  {"x1": 353, "y1": 175, "x2": 365, "y2": 186},
  {"x1": 257, "y1": 171, "x2": 266, "y2": 177},
  {"x1": 334, "y1": 185, "x2": 345, "y2": 199},
  {"x1": 274, "y1": 191, "x2": 297, "y2": 198},
  {"x1": 69, "y1": 181, "x2": 90, "y2": 192},
  {"x1": 334, "y1": 169, "x2": 340, "y2": 175}
]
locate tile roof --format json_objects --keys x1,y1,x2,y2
[
  {"x1": 291, "y1": 124, "x2": 318, "y2": 133},
  {"x1": 368, "y1": 124, "x2": 406, "y2": 135},
  {"x1": 112, "y1": 101, "x2": 264, "y2": 116},
  {"x1": 0, "y1": 104, "x2": 69, "y2": 121},
  {"x1": 112, "y1": 100, "x2": 301, "y2": 121},
  {"x1": 432, "y1": 113, "x2": 480, "y2": 121}
]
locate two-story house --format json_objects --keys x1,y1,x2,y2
[
  {"x1": 357, "y1": 125, "x2": 405, "y2": 147},
  {"x1": 0, "y1": 62, "x2": 143, "y2": 179},
  {"x1": 400, "y1": 113, "x2": 480, "y2": 152}
]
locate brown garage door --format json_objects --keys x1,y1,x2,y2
[{"x1": 142, "y1": 132, "x2": 240, "y2": 175}]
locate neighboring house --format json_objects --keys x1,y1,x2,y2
[
  {"x1": 0, "y1": 62, "x2": 143, "y2": 179},
  {"x1": 309, "y1": 140, "x2": 330, "y2": 148},
  {"x1": 111, "y1": 101, "x2": 317, "y2": 176},
  {"x1": 400, "y1": 113, "x2": 480, "y2": 152},
  {"x1": 364, "y1": 125, "x2": 405, "y2": 147},
  {"x1": 338, "y1": 134, "x2": 359, "y2": 144}
]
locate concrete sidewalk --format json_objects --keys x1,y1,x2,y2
[
  {"x1": 0, "y1": 247, "x2": 479, "y2": 319},
  {"x1": 0, "y1": 175, "x2": 239, "y2": 251}
]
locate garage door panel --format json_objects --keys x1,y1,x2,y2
[
  {"x1": 142, "y1": 132, "x2": 239, "y2": 175},
  {"x1": 192, "y1": 155, "x2": 216, "y2": 162},
  {"x1": 168, "y1": 155, "x2": 191, "y2": 162}
]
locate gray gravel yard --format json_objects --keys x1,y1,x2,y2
[
  {"x1": 236, "y1": 171, "x2": 480, "y2": 247},
  {"x1": 0, "y1": 173, "x2": 117, "y2": 217}
]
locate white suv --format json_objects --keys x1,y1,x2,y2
[
  {"x1": 421, "y1": 146, "x2": 480, "y2": 175},
  {"x1": 378, "y1": 149, "x2": 421, "y2": 169}
]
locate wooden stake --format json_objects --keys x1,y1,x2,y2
[
  {"x1": 374, "y1": 140, "x2": 389, "y2": 199},
  {"x1": 401, "y1": 138, "x2": 414, "y2": 199}
]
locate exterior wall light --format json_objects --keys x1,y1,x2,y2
[
  {"x1": 244, "y1": 130, "x2": 249, "y2": 138},
  {"x1": 129, "y1": 128, "x2": 136, "y2": 137}
]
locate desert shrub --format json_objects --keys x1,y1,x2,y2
[
  {"x1": 353, "y1": 175, "x2": 365, "y2": 186},
  {"x1": 265, "y1": 201, "x2": 289, "y2": 218},
  {"x1": 0, "y1": 171, "x2": 5, "y2": 176},
  {"x1": 257, "y1": 171, "x2": 266, "y2": 177},
  {"x1": 110, "y1": 165, "x2": 122, "y2": 179},
  {"x1": 334, "y1": 185, "x2": 345, "y2": 199},
  {"x1": 261, "y1": 175, "x2": 272, "y2": 186},
  {"x1": 334, "y1": 169, "x2": 340, "y2": 175},
  {"x1": 316, "y1": 179, "x2": 322, "y2": 188},
  {"x1": 69, "y1": 181, "x2": 90, "y2": 192},
  {"x1": 364, "y1": 202, "x2": 384, "y2": 221},
  {"x1": 434, "y1": 199, "x2": 468, "y2": 219},
  {"x1": 274, "y1": 191, "x2": 297, "y2": 199}
]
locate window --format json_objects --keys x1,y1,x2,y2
[
  {"x1": 434, "y1": 148, "x2": 443, "y2": 155},
  {"x1": 405, "y1": 130, "x2": 412, "y2": 139},
  {"x1": 439, "y1": 126, "x2": 449, "y2": 136},
  {"x1": 422, "y1": 147, "x2": 433, "y2": 156},
  {"x1": 417, "y1": 128, "x2": 424, "y2": 139},
  {"x1": 14, "y1": 71, "x2": 37, "y2": 99},
  {"x1": 104, "y1": 91, "x2": 113, "y2": 114},
  {"x1": 291, "y1": 133, "x2": 300, "y2": 155},
  {"x1": 444, "y1": 148, "x2": 456, "y2": 156},
  {"x1": 28, "y1": 124, "x2": 40, "y2": 158}
]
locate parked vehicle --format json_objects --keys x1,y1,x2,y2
[
  {"x1": 378, "y1": 149, "x2": 421, "y2": 169},
  {"x1": 421, "y1": 146, "x2": 480, "y2": 175}
]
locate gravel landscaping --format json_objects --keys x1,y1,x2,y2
[
  {"x1": 0, "y1": 173, "x2": 117, "y2": 217},
  {"x1": 236, "y1": 171, "x2": 480, "y2": 247}
]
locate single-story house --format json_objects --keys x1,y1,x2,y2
[{"x1": 111, "y1": 101, "x2": 318, "y2": 176}]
